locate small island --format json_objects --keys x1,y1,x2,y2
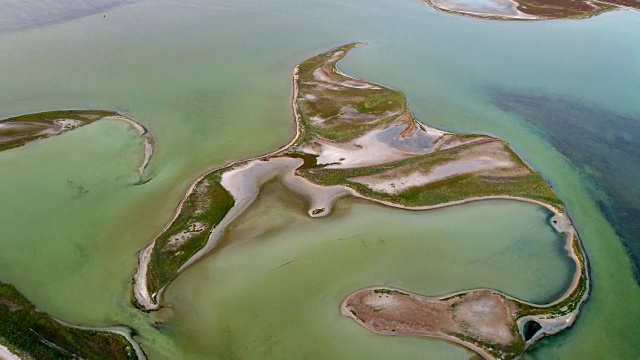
[
  {"x1": 132, "y1": 43, "x2": 590, "y2": 359},
  {"x1": 0, "y1": 281, "x2": 145, "y2": 360},
  {"x1": 422, "y1": 0, "x2": 638, "y2": 20}
]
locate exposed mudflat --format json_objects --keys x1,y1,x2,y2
[{"x1": 343, "y1": 289, "x2": 516, "y2": 346}]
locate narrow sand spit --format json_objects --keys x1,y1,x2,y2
[
  {"x1": 107, "y1": 115, "x2": 147, "y2": 136},
  {"x1": 0, "y1": 345, "x2": 20, "y2": 360},
  {"x1": 104, "y1": 115, "x2": 153, "y2": 180},
  {"x1": 138, "y1": 137, "x2": 154, "y2": 180}
]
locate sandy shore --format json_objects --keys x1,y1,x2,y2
[
  {"x1": 350, "y1": 193, "x2": 589, "y2": 306},
  {"x1": 107, "y1": 115, "x2": 147, "y2": 136},
  {"x1": 0, "y1": 345, "x2": 20, "y2": 360}
]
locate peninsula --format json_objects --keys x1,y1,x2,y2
[
  {"x1": 132, "y1": 43, "x2": 590, "y2": 359},
  {"x1": 422, "y1": 0, "x2": 638, "y2": 20},
  {"x1": 0, "y1": 110, "x2": 153, "y2": 182}
]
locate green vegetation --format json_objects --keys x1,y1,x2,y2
[
  {"x1": 0, "y1": 110, "x2": 118, "y2": 152},
  {"x1": 294, "y1": 42, "x2": 409, "y2": 142},
  {"x1": 372, "y1": 289, "x2": 407, "y2": 296},
  {"x1": 298, "y1": 140, "x2": 563, "y2": 211},
  {"x1": 146, "y1": 171, "x2": 235, "y2": 300},
  {"x1": 0, "y1": 281, "x2": 137, "y2": 359},
  {"x1": 510, "y1": 0, "x2": 617, "y2": 19},
  {"x1": 2, "y1": 110, "x2": 117, "y2": 125}
]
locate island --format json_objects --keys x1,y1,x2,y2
[
  {"x1": 131, "y1": 43, "x2": 590, "y2": 359},
  {"x1": 0, "y1": 281, "x2": 145, "y2": 360},
  {"x1": 0, "y1": 110, "x2": 154, "y2": 182},
  {"x1": 422, "y1": 0, "x2": 639, "y2": 20}
]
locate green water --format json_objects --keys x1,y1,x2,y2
[
  {"x1": 160, "y1": 183, "x2": 572, "y2": 359},
  {"x1": 0, "y1": 0, "x2": 639, "y2": 359}
]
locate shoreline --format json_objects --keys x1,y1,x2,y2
[{"x1": 133, "y1": 64, "x2": 305, "y2": 310}]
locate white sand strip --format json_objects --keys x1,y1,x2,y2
[
  {"x1": 281, "y1": 168, "x2": 356, "y2": 217},
  {"x1": 352, "y1": 157, "x2": 514, "y2": 194},
  {"x1": 138, "y1": 137, "x2": 153, "y2": 179},
  {"x1": 177, "y1": 157, "x2": 304, "y2": 273},
  {"x1": 0, "y1": 345, "x2": 20, "y2": 360},
  {"x1": 106, "y1": 115, "x2": 146, "y2": 136}
]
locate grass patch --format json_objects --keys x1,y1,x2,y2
[
  {"x1": 372, "y1": 288, "x2": 407, "y2": 296},
  {"x1": 0, "y1": 110, "x2": 117, "y2": 152},
  {"x1": 294, "y1": 43, "x2": 408, "y2": 142},
  {"x1": 146, "y1": 171, "x2": 235, "y2": 299},
  {"x1": 0, "y1": 282, "x2": 137, "y2": 359}
]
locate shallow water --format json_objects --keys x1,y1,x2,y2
[
  {"x1": 159, "y1": 183, "x2": 572, "y2": 359},
  {"x1": 0, "y1": 0, "x2": 639, "y2": 359}
]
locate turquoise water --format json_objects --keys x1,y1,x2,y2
[{"x1": 0, "y1": 0, "x2": 639, "y2": 359}]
